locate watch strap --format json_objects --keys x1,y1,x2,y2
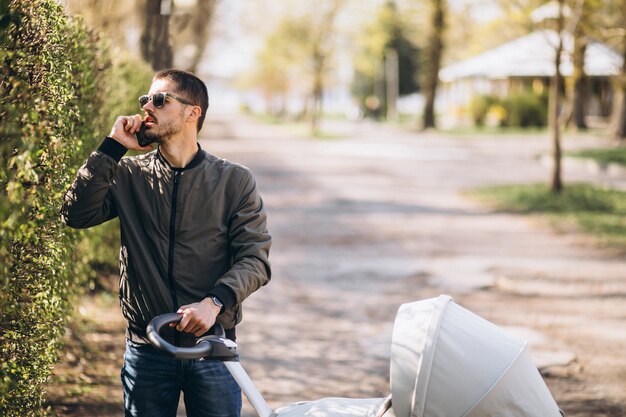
[{"x1": 208, "y1": 295, "x2": 224, "y2": 314}]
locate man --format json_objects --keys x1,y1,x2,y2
[{"x1": 62, "y1": 69, "x2": 271, "y2": 417}]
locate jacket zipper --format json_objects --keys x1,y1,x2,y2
[{"x1": 168, "y1": 171, "x2": 181, "y2": 344}]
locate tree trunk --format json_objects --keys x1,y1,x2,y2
[
  {"x1": 421, "y1": 0, "x2": 445, "y2": 130},
  {"x1": 614, "y1": 85, "x2": 626, "y2": 142},
  {"x1": 612, "y1": 0, "x2": 626, "y2": 141},
  {"x1": 386, "y1": 48, "x2": 399, "y2": 122},
  {"x1": 572, "y1": 31, "x2": 587, "y2": 130},
  {"x1": 140, "y1": 0, "x2": 173, "y2": 71},
  {"x1": 310, "y1": 51, "x2": 324, "y2": 135},
  {"x1": 550, "y1": 0, "x2": 565, "y2": 194},
  {"x1": 184, "y1": 0, "x2": 217, "y2": 74},
  {"x1": 309, "y1": 1, "x2": 342, "y2": 136}
]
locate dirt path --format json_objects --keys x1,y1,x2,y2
[{"x1": 47, "y1": 114, "x2": 626, "y2": 416}]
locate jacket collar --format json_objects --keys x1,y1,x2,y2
[{"x1": 157, "y1": 143, "x2": 204, "y2": 171}]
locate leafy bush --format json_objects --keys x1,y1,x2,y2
[
  {"x1": 501, "y1": 90, "x2": 548, "y2": 128},
  {"x1": 0, "y1": 1, "x2": 152, "y2": 415},
  {"x1": 469, "y1": 94, "x2": 497, "y2": 127}
]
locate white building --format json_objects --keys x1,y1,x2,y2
[{"x1": 438, "y1": 30, "x2": 623, "y2": 127}]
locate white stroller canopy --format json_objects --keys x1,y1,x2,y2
[{"x1": 390, "y1": 295, "x2": 562, "y2": 417}]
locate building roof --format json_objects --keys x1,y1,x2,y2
[{"x1": 439, "y1": 30, "x2": 623, "y2": 82}]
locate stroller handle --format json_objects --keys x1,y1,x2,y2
[
  {"x1": 148, "y1": 314, "x2": 271, "y2": 417},
  {"x1": 147, "y1": 313, "x2": 231, "y2": 360}
]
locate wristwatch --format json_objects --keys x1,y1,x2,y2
[{"x1": 208, "y1": 296, "x2": 224, "y2": 314}]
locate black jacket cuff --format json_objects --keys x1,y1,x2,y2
[
  {"x1": 97, "y1": 136, "x2": 127, "y2": 162},
  {"x1": 207, "y1": 284, "x2": 237, "y2": 313}
]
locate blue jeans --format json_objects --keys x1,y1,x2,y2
[{"x1": 122, "y1": 340, "x2": 242, "y2": 417}]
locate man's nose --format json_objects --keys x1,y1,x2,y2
[{"x1": 142, "y1": 99, "x2": 155, "y2": 112}]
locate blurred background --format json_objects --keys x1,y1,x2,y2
[{"x1": 61, "y1": 0, "x2": 626, "y2": 136}]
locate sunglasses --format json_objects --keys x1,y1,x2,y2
[{"x1": 139, "y1": 92, "x2": 195, "y2": 109}]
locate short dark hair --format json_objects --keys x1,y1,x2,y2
[{"x1": 154, "y1": 69, "x2": 209, "y2": 132}]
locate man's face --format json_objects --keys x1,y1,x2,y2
[{"x1": 141, "y1": 79, "x2": 188, "y2": 143}]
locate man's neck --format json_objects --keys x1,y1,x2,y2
[{"x1": 159, "y1": 134, "x2": 198, "y2": 168}]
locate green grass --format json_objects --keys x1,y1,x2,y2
[
  {"x1": 568, "y1": 147, "x2": 626, "y2": 167},
  {"x1": 442, "y1": 126, "x2": 549, "y2": 136},
  {"x1": 468, "y1": 183, "x2": 626, "y2": 249}
]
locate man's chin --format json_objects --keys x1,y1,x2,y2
[{"x1": 146, "y1": 133, "x2": 163, "y2": 144}]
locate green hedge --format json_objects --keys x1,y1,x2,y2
[
  {"x1": 468, "y1": 91, "x2": 548, "y2": 128},
  {"x1": 501, "y1": 90, "x2": 548, "y2": 128},
  {"x1": 0, "y1": 1, "x2": 152, "y2": 415},
  {"x1": 468, "y1": 94, "x2": 497, "y2": 127}
]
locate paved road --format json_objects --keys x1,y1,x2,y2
[{"x1": 199, "y1": 114, "x2": 626, "y2": 417}]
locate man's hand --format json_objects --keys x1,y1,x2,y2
[
  {"x1": 109, "y1": 114, "x2": 153, "y2": 151},
  {"x1": 172, "y1": 298, "x2": 221, "y2": 337}
]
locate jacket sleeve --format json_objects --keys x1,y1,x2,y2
[
  {"x1": 211, "y1": 170, "x2": 271, "y2": 308},
  {"x1": 61, "y1": 137, "x2": 127, "y2": 229}
]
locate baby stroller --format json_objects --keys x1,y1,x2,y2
[{"x1": 147, "y1": 294, "x2": 564, "y2": 417}]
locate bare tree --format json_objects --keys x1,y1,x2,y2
[
  {"x1": 245, "y1": 0, "x2": 345, "y2": 132},
  {"x1": 571, "y1": 17, "x2": 588, "y2": 130},
  {"x1": 170, "y1": 0, "x2": 218, "y2": 73},
  {"x1": 549, "y1": 0, "x2": 566, "y2": 193},
  {"x1": 65, "y1": 0, "x2": 218, "y2": 73},
  {"x1": 568, "y1": 0, "x2": 605, "y2": 131},
  {"x1": 612, "y1": 0, "x2": 626, "y2": 141},
  {"x1": 140, "y1": 0, "x2": 173, "y2": 70},
  {"x1": 541, "y1": 0, "x2": 584, "y2": 193},
  {"x1": 309, "y1": 0, "x2": 343, "y2": 134},
  {"x1": 421, "y1": 0, "x2": 446, "y2": 130}
]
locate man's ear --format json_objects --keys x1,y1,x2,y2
[{"x1": 187, "y1": 106, "x2": 201, "y2": 124}]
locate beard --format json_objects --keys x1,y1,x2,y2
[{"x1": 146, "y1": 114, "x2": 184, "y2": 144}]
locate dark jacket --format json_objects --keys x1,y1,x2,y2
[{"x1": 62, "y1": 138, "x2": 271, "y2": 342}]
